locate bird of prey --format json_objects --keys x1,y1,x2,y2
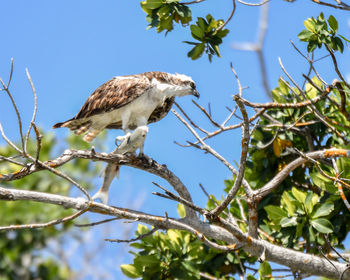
[
  {"x1": 53, "y1": 71, "x2": 199, "y2": 153},
  {"x1": 53, "y1": 71, "x2": 199, "y2": 204}
]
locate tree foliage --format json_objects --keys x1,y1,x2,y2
[
  {"x1": 1, "y1": 2, "x2": 350, "y2": 280},
  {"x1": 140, "y1": 0, "x2": 230, "y2": 61},
  {"x1": 120, "y1": 11, "x2": 350, "y2": 280},
  {"x1": 0, "y1": 133, "x2": 102, "y2": 279}
]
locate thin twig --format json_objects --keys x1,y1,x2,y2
[
  {"x1": 105, "y1": 227, "x2": 158, "y2": 243},
  {"x1": 0, "y1": 209, "x2": 87, "y2": 231},
  {"x1": 75, "y1": 217, "x2": 120, "y2": 227},
  {"x1": 181, "y1": 0, "x2": 205, "y2": 4},
  {"x1": 0, "y1": 155, "x2": 26, "y2": 167},
  {"x1": 32, "y1": 123, "x2": 42, "y2": 162},
  {"x1": 237, "y1": 0, "x2": 269, "y2": 6},
  {"x1": 0, "y1": 123, "x2": 23, "y2": 154},
  {"x1": 174, "y1": 102, "x2": 209, "y2": 135},
  {"x1": 211, "y1": 95, "x2": 251, "y2": 216},
  {"x1": 217, "y1": 0, "x2": 236, "y2": 31},
  {"x1": 238, "y1": 90, "x2": 329, "y2": 108},
  {"x1": 152, "y1": 182, "x2": 206, "y2": 214},
  {"x1": 192, "y1": 100, "x2": 221, "y2": 128},
  {"x1": 0, "y1": 83, "x2": 25, "y2": 152},
  {"x1": 6, "y1": 58, "x2": 14, "y2": 88},
  {"x1": 311, "y1": 0, "x2": 350, "y2": 10},
  {"x1": 24, "y1": 68, "x2": 38, "y2": 153}
]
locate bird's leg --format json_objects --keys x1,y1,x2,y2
[
  {"x1": 122, "y1": 112, "x2": 132, "y2": 138},
  {"x1": 114, "y1": 112, "x2": 132, "y2": 147},
  {"x1": 136, "y1": 118, "x2": 148, "y2": 156}
]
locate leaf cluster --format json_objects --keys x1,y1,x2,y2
[
  {"x1": 298, "y1": 13, "x2": 349, "y2": 53},
  {"x1": 0, "y1": 131, "x2": 104, "y2": 279},
  {"x1": 141, "y1": 0, "x2": 192, "y2": 33},
  {"x1": 185, "y1": 15, "x2": 229, "y2": 61},
  {"x1": 122, "y1": 221, "x2": 257, "y2": 279},
  {"x1": 140, "y1": 1, "x2": 229, "y2": 61},
  {"x1": 248, "y1": 77, "x2": 350, "y2": 252},
  {"x1": 264, "y1": 188, "x2": 335, "y2": 250},
  {"x1": 123, "y1": 13, "x2": 350, "y2": 279}
]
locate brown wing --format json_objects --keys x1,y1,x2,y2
[{"x1": 74, "y1": 75, "x2": 152, "y2": 120}]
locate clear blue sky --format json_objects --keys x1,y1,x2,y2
[{"x1": 0, "y1": 1, "x2": 349, "y2": 279}]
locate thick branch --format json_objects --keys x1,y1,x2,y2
[
  {"x1": 0, "y1": 186, "x2": 349, "y2": 279},
  {"x1": 0, "y1": 150, "x2": 197, "y2": 219},
  {"x1": 254, "y1": 149, "x2": 350, "y2": 198}
]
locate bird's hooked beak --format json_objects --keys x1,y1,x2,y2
[{"x1": 192, "y1": 89, "x2": 200, "y2": 98}]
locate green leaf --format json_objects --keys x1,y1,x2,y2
[
  {"x1": 318, "y1": 12, "x2": 325, "y2": 21},
  {"x1": 197, "y1": 17, "x2": 207, "y2": 31},
  {"x1": 334, "y1": 36, "x2": 344, "y2": 53},
  {"x1": 307, "y1": 41, "x2": 317, "y2": 52},
  {"x1": 308, "y1": 226, "x2": 316, "y2": 242},
  {"x1": 264, "y1": 205, "x2": 288, "y2": 221},
  {"x1": 120, "y1": 264, "x2": 141, "y2": 279},
  {"x1": 310, "y1": 171, "x2": 337, "y2": 193},
  {"x1": 167, "y1": 229, "x2": 181, "y2": 248},
  {"x1": 281, "y1": 192, "x2": 296, "y2": 216},
  {"x1": 296, "y1": 218, "x2": 306, "y2": 237},
  {"x1": 216, "y1": 28, "x2": 229, "y2": 38},
  {"x1": 183, "y1": 41, "x2": 199, "y2": 45},
  {"x1": 158, "y1": 15, "x2": 174, "y2": 32},
  {"x1": 177, "y1": 203, "x2": 186, "y2": 218},
  {"x1": 312, "y1": 201, "x2": 334, "y2": 218},
  {"x1": 304, "y1": 192, "x2": 315, "y2": 214},
  {"x1": 134, "y1": 255, "x2": 159, "y2": 266},
  {"x1": 291, "y1": 187, "x2": 306, "y2": 204},
  {"x1": 227, "y1": 253, "x2": 234, "y2": 262},
  {"x1": 187, "y1": 43, "x2": 205, "y2": 60},
  {"x1": 136, "y1": 224, "x2": 150, "y2": 236},
  {"x1": 142, "y1": 0, "x2": 163, "y2": 9},
  {"x1": 298, "y1": 30, "x2": 313, "y2": 41},
  {"x1": 280, "y1": 217, "x2": 297, "y2": 227},
  {"x1": 211, "y1": 43, "x2": 221, "y2": 57},
  {"x1": 305, "y1": 76, "x2": 322, "y2": 99},
  {"x1": 181, "y1": 261, "x2": 199, "y2": 274},
  {"x1": 190, "y1": 24, "x2": 204, "y2": 40},
  {"x1": 304, "y1": 18, "x2": 316, "y2": 33},
  {"x1": 157, "y1": 5, "x2": 170, "y2": 17},
  {"x1": 328, "y1": 15, "x2": 338, "y2": 33},
  {"x1": 258, "y1": 261, "x2": 272, "y2": 279},
  {"x1": 311, "y1": 218, "x2": 334, "y2": 234}
]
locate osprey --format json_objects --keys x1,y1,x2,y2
[{"x1": 53, "y1": 71, "x2": 199, "y2": 151}]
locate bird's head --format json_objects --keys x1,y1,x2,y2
[{"x1": 174, "y1": 73, "x2": 200, "y2": 98}]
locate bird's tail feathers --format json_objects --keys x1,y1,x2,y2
[
  {"x1": 52, "y1": 121, "x2": 68, "y2": 129},
  {"x1": 83, "y1": 128, "x2": 101, "y2": 142},
  {"x1": 53, "y1": 118, "x2": 95, "y2": 141}
]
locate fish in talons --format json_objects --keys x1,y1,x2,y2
[{"x1": 92, "y1": 126, "x2": 149, "y2": 204}]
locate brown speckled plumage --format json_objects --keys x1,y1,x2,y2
[{"x1": 53, "y1": 71, "x2": 197, "y2": 141}]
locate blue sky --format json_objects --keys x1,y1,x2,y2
[{"x1": 1, "y1": 1, "x2": 349, "y2": 279}]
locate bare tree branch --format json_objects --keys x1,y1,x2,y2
[{"x1": 0, "y1": 186, "x2": 349, "y2": 279}]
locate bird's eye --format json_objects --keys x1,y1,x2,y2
[{"x1": 189, "y1": 82, "x2": 196, "y2": 89}]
